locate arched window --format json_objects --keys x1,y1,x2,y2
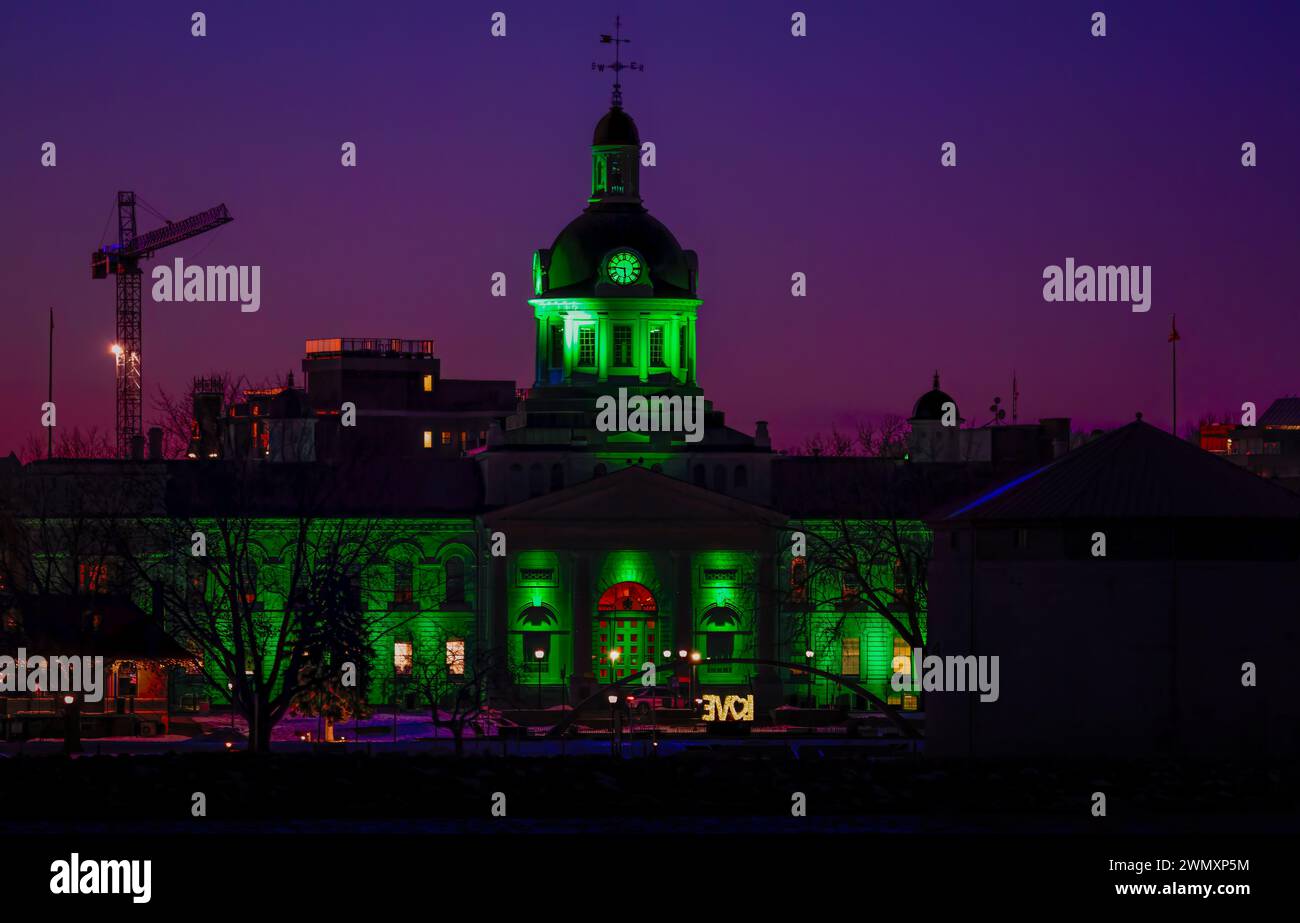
[
  {"x1": 712, "y1": 465, "x2": 726, "y2": 492},
  {"x1": 444, "y1": 557, "x2": 465, "y2": 605},
  {"x1": 550, "y1": 463, "x2": 565, "y2": 491},
  {"x1": 733, "y1": 465, "x2": 748, "y2": 489},
  {"x1": 693, "y1": 464, "x2": 706, "y2": 487}
]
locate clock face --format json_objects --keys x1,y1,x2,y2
[{"x1": 605, "y1": 250, "x2": 643, "y2": 286}]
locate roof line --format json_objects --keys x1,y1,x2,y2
[{"x1": 946, "y1": 460, "x2": 1056, "y2": 519}]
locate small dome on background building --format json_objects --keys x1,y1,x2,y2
[{"x1": 910, "y1": 371, "x2": 960, "y2": 422}]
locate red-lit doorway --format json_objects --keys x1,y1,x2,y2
[{"x1": 594, "y1": 582, "x2": 658, "y2": 680}]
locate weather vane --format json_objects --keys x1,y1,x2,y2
[{"x1": 592, "y1": 15, "x2": 644, "y2": 108}]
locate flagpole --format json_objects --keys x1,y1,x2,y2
[
  {"x1": 48, "y1": 307, "x2": 54, "y2": 459},
  {"x1": 1169, "y1": 315, "x2": 1179, "y2": 437}
]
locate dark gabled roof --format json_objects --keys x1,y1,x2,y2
[
  {"x1": 943, "y1": 420, "x2": 1300, "y2": 522},
  {"x1": 771, "y1": 456, "x2": 1014, "y2": 519},
  {"x1": 1261, "y1": 397, "x2": 1300, "y2": 427},
  {"x1": 165, "y1": 457, "x2": 485, "y2": 516},
  {"x1": 2, "y1": 596, "x2": 192, "y2": 662}
]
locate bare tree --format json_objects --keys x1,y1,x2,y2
[
  {"x1": 788, "y1": 416, "x2": 910, "y2": 458},
  {"x1": 116, "y1": 460, "x2": 421, "y2": 752},
  {"x1": 17, "y1": 426, "x2": 115, "y2": 463},
  {"x1": 406, "y1": 634, "x2": 517, "y2": 757}
]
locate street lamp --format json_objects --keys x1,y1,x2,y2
[
  {"x1": 689, "y1": 651, "x2": 701, "y2": 709},
  {"x1": 227, "y1": 681, "x2": 235, "y2": 731},
  {"x1": 805, "y1": 650, "x2": 815, "y2": 707},
  {"x1": 533, "y1": 648, "x2": 545, "y2": 709},
  {"x1": 607, "y1": 693, "x2": 620, "y2": 757}
]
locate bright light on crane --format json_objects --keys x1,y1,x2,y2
[{"x1": 110, "y1": 343, "x2": 123, "y2": 358}]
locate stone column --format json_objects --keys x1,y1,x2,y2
[
  {"x1": 570, "y1": 552, "x2": 593, "y2": 702},
  {"x1": 754, "y1": 550, "x2": 784, "y2": 712},
  {"x1": 674, "y1": 552, "x2": 693, "y2": 655}
]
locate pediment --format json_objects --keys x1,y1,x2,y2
[{"x1": 483, "y1": 465, "x2": 786, "y2": 528}]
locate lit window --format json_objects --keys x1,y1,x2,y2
[
  {"x1": 578, "y1": 326, "x2": 596, "y2": 366},
  {"x1": 479, "y1": 430, "x2": 488, "y2": 444},
  {"x1": 423, "y1": 430, "x2": 433, "y2": 449},
  {"x1": 613, "y1": 325, "x2": 632, "y2": 366},
  {"x1": 649, "y1": 327, "x2": 664, "y2": 366},
  {"x1": 460, "y1": 431, "x2": 468, "y2": 447},
  {"x1": 841, "y1": 638, "x2": 860, "y2": 676},
  {"x1": 78, "y1": 562, "x2": 108, "y2": 593},
  {"x1": 422, "y1": 374, "x2": 433, "y2": 392},
  {"x1": 394, "y1": 641, "x2": 413, "y2": 676},
  {"x1": 888, "y1": 637, "x2": 912, "y2": 705},
  {"x1": 441, "y1": 431, "x2": 452, "y2": 446},
  {"x1": 446, "y1": 638, "x2": 465, "y2": 676}
]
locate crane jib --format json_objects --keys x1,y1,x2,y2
[{"x1": 125, "y1": 204, "x2": 232, "y2": 258}]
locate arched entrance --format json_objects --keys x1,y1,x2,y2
[{"x1": 594, "y1": 581, "x2": 658, "y2": 681}]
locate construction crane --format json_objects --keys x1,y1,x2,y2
[{"x1": 91, "y1": 191, "x2": 232, "y2": 458}]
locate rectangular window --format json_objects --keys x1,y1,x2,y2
[
  {"x1": 841, "y1": 637, "x2": 860, "y2": 676},
  {"x1": 706, "y1": 632, "x2": 735, "y2": 661},
  {"x1": 649, "y1": 327, "x2": 664, "y2": 366},
  {"x1": 441, "y1": 431, "x2": 452, "y2": 446},
  {"x1": 578, "y1": 326, "x2": 596, "y2": 366},
  {"x1": 888, "y1": 637, "x2": 912, "y2": 706},
  {"x1": 422, "y1": 374, "x2": 433, "y2": 392},
  {"x1": 790, "y1": 557, "x2": 807, "y2": 603},
  {"x1": 445, "y1": 638, "x2": 465, "y2": 676},
  {"x1": 393, "y1": 562, "x2": 413, "y2": 604},
  {"x1": 79, "y1": 562, "x2": 108, "y2": 594},
  {"x1": 394, "y1": 641, "x2": 413, "y2": 676},
  {"x1": 423, "y1": 430, "x2": 433, "y2": 449},
  {"x1": 550, "y1": 326, "x2": 564, "y2": 368},
  {"x1": 613, "y1": 325, "x2": 632, "y2": 366}
]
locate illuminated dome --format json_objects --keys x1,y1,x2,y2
[{"x1": 545, "y1": 209, "x2": 695, "y2": 298}]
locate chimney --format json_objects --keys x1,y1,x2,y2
[
  {"x1": 130, "y1": 434, "x2": 145, "y2": 460},
  {"x1": 754, "y1": 421, "x2": 771, "y2": 449},
  {"x1": 147, "y1": 426, "x2": 163, "y2": 461},
  {"x1": 1039, "y1": 417, "x2": 1072, "y2": 459}
]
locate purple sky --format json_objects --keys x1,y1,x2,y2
[{"x1": 3, "y1": 0, "x2": 1298, "y2": 456}]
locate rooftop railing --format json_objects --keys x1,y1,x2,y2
[{"x1": 304, "y1": 337, "x2": 436, "y2": 358}]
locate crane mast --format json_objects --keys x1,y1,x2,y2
[{"x1": 92, "y1": 191, "x2": 232, "y2": 458}]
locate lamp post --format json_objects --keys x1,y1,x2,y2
[
  {"x1": 607, "y1": 693, "x2": 620, "y2": 757},
  {"x1": 689, "y1": 651, "x2": 701, "y2": 715},
  {"x1": 227, "y1": 681, "x2": 235, "y2": 732},
  {"x1": 804, "y1": 650, "x2": 815, "y2": 707},
  {"x1": 533, "y1": 648, "x2": 545, "y2": 709}
]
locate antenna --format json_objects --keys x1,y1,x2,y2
[
  {"x1": 592, "y1": 15, "x2": 644, "y2": 108},
  {"x1": 1011, "y1": 370, "x2": 1019, "y2": 425}
]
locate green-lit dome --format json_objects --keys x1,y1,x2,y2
[{"x1": 545, "y1": 208, "x2": 695, "y2": 298}]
